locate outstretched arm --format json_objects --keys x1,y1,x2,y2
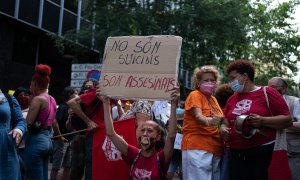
[
  {"x1": 163, "y1": 87, "x2": 179, "y2": 164},
  {"x1": 97, "y1": 93, "x2": 129, "y2": 156}
]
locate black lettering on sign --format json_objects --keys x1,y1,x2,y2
[
  {"x1": 133, "y1": 41, "x2": 162, "y2": 54},
  {"x1": 118, "y1": 54, "x2": 159, "y2": 65},
  {"x1": 111, "y1": 40, "x2": 128, "y2": 52}
]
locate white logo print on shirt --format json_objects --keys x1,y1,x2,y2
[
  {"x1": 134, "y1": 168, "x2": 152, "y2": 180},
  {"x1": 232, "y1": 99, "x2": 252, "y2": 115}
]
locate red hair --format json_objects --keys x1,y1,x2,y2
[{"x1": 32, "y1": 64, "x2": 52, "y2": 89}]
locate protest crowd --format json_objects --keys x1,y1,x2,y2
[{"x1": 1, "y1": 56, "x2": 300, "y2": 180}]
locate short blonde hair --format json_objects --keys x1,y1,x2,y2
[{"x1": 192, "y1": 65, "x2": 220, "y2": 89}]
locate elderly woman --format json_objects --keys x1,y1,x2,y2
[
  {"x1": 220, "y1": 60, "x2": 292, "y2": 180},
  {"x1": 181, "y1": 65, "x2": 224, "y2": 180},
  {"x1": 23, "y1": 64, "x2": 57, "y2": 180}
]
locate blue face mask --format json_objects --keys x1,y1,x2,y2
[{"x1": 231, "y1": 79, "x2": 244, "y2": 93}]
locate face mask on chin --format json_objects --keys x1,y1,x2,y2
[
  {"x1": 231, "y1": 79, "x2": 245, "y2": 93},
  {"x1": 139, "y1": 136, "x2": 156, "y2": 151}
]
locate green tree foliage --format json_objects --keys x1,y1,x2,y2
[
  {"x1": 247, "y1": 0, "x2": 300, "y2": 86},
  {"x1": 59, "y1": 0, "x2": 300, "y2": 86}
]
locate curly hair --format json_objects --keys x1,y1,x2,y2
[
  {"x1": 32, "y1": 64, "x2": 52, "y2": 89},
  {"x1": 227, "y1": 60, "x2": 255, "y2": 82},
  {"x1": 214, "y1": 83, "x2": 234, "y2": 108},
  {"x1": 192, "y1": 65, "x2": 220, "y2": 89}
]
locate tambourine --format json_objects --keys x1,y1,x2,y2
[{"x1": 235, "y1": 115, "x2": 256, "y2": 139}]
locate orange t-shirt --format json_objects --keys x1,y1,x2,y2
[{"x1": 181, "y1": 90, "x2": 223, "y2": 157}]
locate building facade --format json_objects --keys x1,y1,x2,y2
[{"x1": 0, "y1": 0, "x2": 100, "y2": 102}]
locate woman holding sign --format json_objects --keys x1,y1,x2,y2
[
  {"x1": 181, "y1": 65, "x2": 224, "y2": 180},
  {"x1": 97, "y1": 87, "x2": 179, "y2": 180}
]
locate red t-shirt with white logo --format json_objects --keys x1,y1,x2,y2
[
  {"x1": 224, "y1": 86, "x2": 290, "y2": 149},
  {"x1": 123, "y1": 145, "x2": 167, "y2": 180}
]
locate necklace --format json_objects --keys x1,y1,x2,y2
[{"x1": 207, "y1": 97, "x2": 222, "y2": 117}]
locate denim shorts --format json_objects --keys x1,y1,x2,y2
[{"x1": 52, "y1": 141, "x2": 71, "y2": 170}]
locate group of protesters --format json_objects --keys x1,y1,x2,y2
[{"x1": 0, "y1": 59, "x2": 300, "y2": 180}]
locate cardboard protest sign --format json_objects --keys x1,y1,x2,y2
[{"x1": 99, "y1": 35, "x2": 182, "y2": 100}]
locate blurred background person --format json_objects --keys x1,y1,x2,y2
[
  {"x1": 50, "y1": 86, "x2": 78, "y2": 180},
  {"x1": 268, "y1": 77, "x2": 300, "y2": 179},
  {"x1": 166, "y1": 105, "x2": 184, "y2": 180},
  {"x1": 13, "y1": 87, "x2": 31, "y2": 179},
  {"x1": 67, "y1": 78, "x2": 102, "y2": 180},
  {"x1": 23, "y1": 64, "x2": 57, "y2": 180}
]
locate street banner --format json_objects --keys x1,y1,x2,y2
[
  {"x1": 99, "y1": 35, "x2": 182, "y2": 100},
  {"x1": 92, "y1": 118, "x2": 137, "y2": 180}
]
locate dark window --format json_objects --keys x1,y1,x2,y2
[
  {"x1": 12, "y1": 29, "x2": 37, "y2": 66},
  {"x1": 62, "y1": 10, "x2": 77, "y2": 35},
  {"x1": 19, "y1": 0, "x2": 40, "y2": 25},
  {"x1": 0, "y1": 0, "x2": 15, "y2": 16},
  {"x1": 65, "y1": 0, "x2": 78, "y2": 13},
  {"x1": 48, "y1": 0, "x2": 60, "y2": 5},
  {"x1": 43, "y1": 1, "x2": 60, "y2": 33}
]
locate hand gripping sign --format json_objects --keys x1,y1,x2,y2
[{"x1": 99, "y1": 35, "x2": 182, "y2": 100}]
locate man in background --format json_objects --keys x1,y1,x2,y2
[{"x1": 268, "y1": 77, "x2": 300, "y2": 180}]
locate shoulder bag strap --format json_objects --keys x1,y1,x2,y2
[
  {"x1": 130, "y1": 150, "x2": 142, "y2": 178},
  {"x1": 156, "y1": 152, "x2": 164, "y2": 180},
  {"x1": 263, "y1": 86, "x2": 287, "y2": 150},
  {"x1": 263, "y1": 86, "x2": 273, "y2": 116}
]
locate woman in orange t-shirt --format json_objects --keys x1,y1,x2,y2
[{"x1": 182, "y1": 65, "x2": 223, "y2": 180}]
